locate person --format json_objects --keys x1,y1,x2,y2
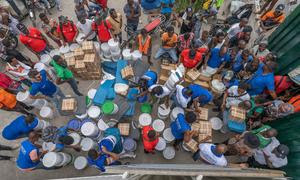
[
  {"x1": 87, "y1": 148, "x2": 121, "y2": 172},
  {"x1": 142, "y1": 125, "x2": 159, "y2": 153},
  {"x1": 187, "y1": 84, "x2": 213, "y2": 110},
  {"x1": 221, "y1": 83, "x2": 250, "y2": 110},
  {"x1": 227, "y1": 18, "x2": 248, "y2": 39},
  {"x1": 5, "y1": 56, "x2": 32, "y2": 87},
  {"x1": 272, "y1": 76, "x2": 294, "y2": 95},
  {"x1": 246, "y1": 61, "x2": 277, "y2": 99},
  {"x1": 57, "y1": 16, "x2": 78, "y2": 45},
  {"x1": 178, "y1": 32, "x2": 194, "y2": 53},
  {"x1": 251, "y1": 137, "x2": 289, "y2": 169},
  {"x1": 132, "y1": 29, "x2": 152, "y2": 65},
  {"x1": 193, "y1": 143, "x2": 228, "y2": 166},
  {"x1": 170, "y1": 112, "x2": 197, "y2": 149},
  {"x1": 17, "y1": 23, "x2": 52, "y2": 58},
  {"x1": 51, "y1": 55, "x2": 83, "y2": 96},
  {"x1": 139, "y1": 83, "x2": 170, "y2": 104},
  {"x1": 180, "y1": 48, "x2": 203, "y2": 69},
  {"x1": 94, "y1": 0, "x2": 108, "y2": 10},
  {"x1": 137, "y1": 70, "x2": 158, "y2": 102},
  {"x1": 87, "y1": 14, "x2": 114, "y2": 43},
  {"x1": 0, "y1": 143, "x2": 19, "y2": 161},
  {"x1": 124, "y1": 0, "x2": 141, "y2": 33},
  {"x1": 2, "y1": 114, "x2": 39, "y2": 141},
  {"x1": 75, "y1": 3, "x2": 88, "y2": 20},
  {"x1": 154, "y1": 26, "x2": 178, "y2": 63},
  {"x1": 39, "y1": 13, "x2": 62, "y2": 47},
  {"x1": 161, "y1": 0, "x2": 175, "y2": 20},
  {"x1": 178, "y1": 7, "x2": 195, "y2": 34},
  {"x1": 77, "y1": 17, "x2": 97, "y2": 41},
  {"x1": 107, "y1": 8, "x2": 123, "y2": 43},
  {"x1": 251, "y1": 125, "x2": 278, "y2": 149},
  {"x1": 208, "y1": 31, "x2": 225, "y2": 49},
  {"x1": 262, "y1": 100, "x2": 294, "y2": 122},
  {"x1": 239, "y1": 99, "x2": 264, "y2": 129},
  {"x1": 229, "y1": 25, "x2": 252, "y2": 48},
  {"x1": 203, "y1": 46, "x2": 230, "y2": 76},
  {"x1": 171, "y1": 84, "x2": 193, "y2": 109},
  {"x1": 16, "y1": 132, "x2": 48, "y2": 171},
  {"x1": 98, "y1": 128, "x2": 123, "y2": 155},
  {"x1": 232, "y1": 49, "x2": 254, "y2": 73},
  {"x1": 260, "y1": 4, "x2": 285, "y2": 31},
  {"x1": 0, "y1": 6, "x2": 20, "y2": 34},
  {"x1": 28, "y1": 69, "x2": 65, "y2": 109},
  {"x1": 0, "y1": 87, "x2": 33, "y2": 115},
  {"x1": 194, "y1": 30, "x2": 211, "y2": 49},
  {"x1": 251, "y1": 41, "x2": 270, "y2": 62},
  {"x1": 141, "y1": 0, "x2": 161, "y2": 15},
  {"x1": 222, "y1": 70, "x2": 239, "y2": 88},
  {"x1": 0, "y1": 72, "x2": 24, "y2": 93},
  {"x1": 257, "y1": 0, "x2": 279, "y2": 16}
]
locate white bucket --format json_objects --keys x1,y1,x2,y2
[
  {"x1": 16, "y1": 91, "x2": 34, "y2": 104},
  {"x1": 211, "y1": 79, "x2": 226, "y2": 94},
  {"x1": 29, "y1": 99, "x2": 48, "y2": 109},
  {"x1": 34, "y1": 119, "x2": 49, "y2": 130},
  {"x1": 50, "y1": 49, "x2": 60, "y2": 57},
  {"x1": 81, "y1": 122, "x2": 99, "y2": 137},
  {"x1": 60, "y1": 45, "x2": 70, "y2": 54},
  {"x1": 80, "y1": 137, "x2": 97, "y2": 151},
  {"x1": 42, "y1": 142, "x2": 56, "y2": 152},
  {"x1": 101, "y1": 43, "x2": 111, "y2": 57},
  {"x1": 94, "y1": 42, "x2": 101, "y2": 54},
  {"x1": 56, "y1": 152, "x2": 72, "y2": 167},
  {"x1": 182, "y1": 143, "x2": 191, "y2": 152},
  {"x1": 170, "y1": 107, "x2": 184, "y2": 122},
  {"x1": 132, "y1": 50, "x2": 142, "y2": 61},
  {"x1": 69, "y1": 132, "x2": 81, "y2": 146},
  {"x1": 76, "y1": 33, "x2": 85, "y2": 44},
  {"x1": 163, "y1": 146, "x2": 175, "y2": 160},
  {"x1": 165, "y1": 71, "x2": 181, "y2": 90},
  {"x1": 155, "y1": 137, "x2": 166, "y2": 151},
  {"x1": 40, "y1": 54, "x2": 51, "y2": 65},
  {"x1": 43, "y1": 152, "x2": 64, "y2": 168},
  {"x1": 163, "y1": 128, "x2": 175, "y2": 143},
  {"x1": 34, "y1": 62, "x2": 47, "y2": 72},
  {"x1": 88, "y1": 106, "x2": 101, "y2": 119},
  {"x1": 200, "y1": 66, "x2": 217, "y2": 78},
  {"x1": 75, "y1": 112, "x2": 88, "y2": 119},
  {"x1": 74, "y1": 156, "x2": 88, "y2": 170},
  {"x1": 158, "y1": 104, "x2": 171, "y2": 120},
  {"x1": 152, "y1": 119, "x2": 165, "y2": 133},
  {"x1": 88, "y1": 89, "x2": 97, "y2": 100},
  {"x1": 122, "y1": 49, "x2": 132, "y2": 61},
  {"x1": 209, "y1": 117, "x2": 223, "y2": 130},
  {"x1": 70, "y1": 43, "x2": 80, "y2": 52},
  {"x1": 114, "y1": 83, "x2": 129, "y2": 95},
  {"x1": 138, "y1": 113, "x2": 152, "y2": 127},
  {"x1": 40, "y1": 106, "x2": 54, "y2": 119},
  {"x1": 97, "y1": 119, "x2": 109, "y2": 131},
  {"x1": 108, "y1": 38, "x2": 120, "y2": 53},
  {"x1": 111, "y1": 49, "x2": 121, "y2": 62}
]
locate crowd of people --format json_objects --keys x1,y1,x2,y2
[{"x1": 0, "y1": 0, "x2": 299, "y2": 175}]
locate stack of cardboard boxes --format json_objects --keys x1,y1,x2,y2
[{"x1": 159, "y1": 63, "x2": 177, "y2": 84}]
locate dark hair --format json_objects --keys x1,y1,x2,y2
[
  {"x1": 138, "y1": 78, "x2": 148, "y2": 89},
  {"x1": 151, "y1": 86, "x2": 163, "y2": 96},
  {"x1": 88, "y1": 149, "x2": 99, "y2": 160},
  {"x1": 5, "y1": 56, "x2": 15, "y2": 63},
  {"x1": 25, "y1": 114, "x2": 35, "y2": 125},
  {"x1": 184, "y1": 88, "x2": 193, "y2": 97},
  {"x1": 243, "y1": 25, "x2": 253, "y2": 33},
  {"x1": 52, "y1": 55, "x2": 62, "y2": 62},
  {"x1": 216, "y1": 31, "x2": 225, "y2": 38},
  {"x1": 141, "y1": 28, "x2": 147, "y2": 34},
  {"x1": 147, "y1": 130, "x2": 156, "y2": 139},
  {"x1": 186, "y1": 112, "x2": 196, "y2": 123},
  {"x1": 189, "y1": 49, "x2": 196, "y2": 58},
  {"x1": 242, "y1": 49, "x2": 250, "y2": 55},
  {"x1": 58, "y1": 136, "x2": 74, "y2": 145},
  {"x1": 184, "y1": 33, "x2": 190, "y2": 40},
  {"x1": 166, "y1": 26, "x2": 174, "y2": 33},
  {"x1": 39, "y1": 13, "x2": 46, "y2": 19},
  {"x1": 109, "y1": 8, "x2": 115, "y2": 15},
  {"x1": 238, "y1": 83, "x2": 249, "y2": 91},
  {"x1": 28, "y1": 70, "x2": 40, "y2": 79}
]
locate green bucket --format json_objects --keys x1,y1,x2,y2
[
  {"x1": 141, "y1": 103, "x2": 152, "y2": 114},
  {"x1": 102, "y1": 101, "x2": 117, "y2": 115},
  {"x1": 86, "y1": 96, "x2": 92, "y2": 107}
]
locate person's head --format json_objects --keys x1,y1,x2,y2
[
  {"x1": 263, "y1": 60, "x2": 278, "y2": 73},
  {"x1": 243, "y1": 25, "x2": 253, "y2": 33},
  {"x1": 265, "y1": 128, "x2": 278, "y2": 138},
  {"x1": 25, "y1": 114, "x2": 36, "y2": 125},
  {"x1": 241, "y1": 49, "x2": 250, "y2": 60},
  {"x1": 250, "y1": 57, "x2": 260, "y2": 69},
  {"x1": 59, "y1": 136, "x2": 74, "y2": 145},
  {"x1": 237, "y1": 83, "x2": 248, "y2": 94},
  {"x1": 28, "y1": 70, "x2": 42, "y2": 82},
  {"x1": 272, "y1": 144, "x2": 289, "y2": 159},
  {"x1": 58, "y1": 16, "x2": 68, "y2": 25},
  {"x1": 240, "y1": 18, "x2": 248, "y2": 27},
  {"x1": 39, "y1": 13, "x2": 49, "y2": 24},
  {"x1": 53, "y1": 55, "x2": 67, "y2": 68},
  {"x1": 29, "y1": 132, "x2": 40, "y2": 143},
  {"x1": 138, "y1": 78, "x2": 148, "y2": 89},
  {"x1": 188, "y1": 49, "x2": 196, "y2": 59},
  {"x1": 258, "y1": 41, "x2": 268, "y2": 52},
  {"x1": 127, "y1": 0, "x2": 134, "y2": 6},
  {"x1": 216, "y1": 144, "x2": 228, "y2": 154},
  {"x1": 166, "y1": 26, "x2": 174, "y2": 37},
  {"x1": 6, "y1": 56, "x2": 19, "y2": 66},
  {"x1": 183, "y1": 87, "x2": 193, "y2": 98},
  {"x1": 88, "y1": 149, "x2": 99, "y2": 160},
  {"x1": 95, "y1": 14, "x2": 104, "y2": 25},
  {"x1": 243, "y1": 33, "x2": 251, "y2": 42},
  {"x1": 239, "y1": 100, "x2": 252, "y2": 110},
  {"x1": 201, "y1": 30, "x2": 209, "y2": 41},
  {"x1": 183, "y1": 33, "x2": 190, "y2": 41},
  {"x1": 216, "y1": 31, "x2": 225, "y2": 43},
  {"x1": 274, "y1": 4, "x2": 285, "y2": 16},
  {"x1": 224, "y1": 70, "x2": 234, "y2": 81},
  {"x1": 147, "y1": 130, "x2": 157, "y2": 141},
  {"x1": 278, "y1": 103, "x2": 294, "y2": 114},
  {"x1": 141, "y1": 28, "x2": 147, "y2": 36},
  {"x1": 243, "y1": 132, "x2": 260, "y2": 149},
  {"x1": 230, "y1": 47, "x2": 238, "y2": 60},
  {"x1": 265, "y1": 53, "x2": 276, "y2": 62},
  {"x1": 17, "y1": 23, "x2": 29, "y2": 35},
  {"x1": 219, "y1": 46, "x2": 228, "y2": 56},
  {"x1": 79, "y1": 16, "x2": 86, "y2": 24},
  {"x1": 185, "y1": 111, "x2": 196, "y2": 124},
  {"x1": 238, "y1": 39, "x2": 246, "y2": 50},
  {"x1": 109, "y1": 8, "x2": 117, "y2": 18},
  {"x1": 151, "y1": 86, "x2": 163, "y2": 96},
  {"x1": 186, "y1": 7, "x2": 193, "y2": 17}
]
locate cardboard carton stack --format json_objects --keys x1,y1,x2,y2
[
  {"x1": 121, "y1": 66, "x2": 134, "y2": 80},
  {"x1": 159, "y1": 64, "x2": 177, "y2": 84},
  {"x1": 229, "y1": 106, "x2": 246, "y2": 122},
  {"x1": 118, "y1": 123, "x2": 130, "y2": 136},
  {"x1": 61, "y1": 98, "x2": 77, "y2": 113},
  {"x1": 184, "y1": 139, "x2": 198, "y2": 153},
  {"x1": 192, "y1": 120, "x2": 212, "y2": 144},
  {"x1": 183, "y1": 68, "x2": 211, "y2": 90}
]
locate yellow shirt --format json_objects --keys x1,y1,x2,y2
[{"x1": 106, "y1": 13, "x2": 122, "y2": 35}]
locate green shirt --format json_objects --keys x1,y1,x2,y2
[
  {"x1": 50, "y1": 60, "x2": 73, "y2": 80},
  {"x1": 247, "y1": 99, "x2": 264, "y2": 117},
  {"x1": 251, "y1": 125, "x2": 272, "y2": 149}
]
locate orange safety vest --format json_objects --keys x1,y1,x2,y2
[
  {"x1": 138, "y1": 34, "x2": 151, "y2": 55},
  {"x1": 289, "y1": 94, "x2": 300, "y2": 113},
  {"x1": 142, "y1": 125, "x2": 158, "y2": 152}
]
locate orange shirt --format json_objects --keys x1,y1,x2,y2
[
  {"x1": 261, "y1": 11, "x2": 285, "y2": 23},
  {"x1": 142, "y1": 126, "x2": 158, "y2": 152},
  {"x1": 161, "y1": 32, "x2": 177, "y2": 49},
  {"x1": 0, "y1": 89, "x2": 17, "y2": 109}
]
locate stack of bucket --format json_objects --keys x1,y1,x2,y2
[
  {"x1": 101, "y1": 38, "x2": 121, "y2": 61},
  {"x1": 16, "y1": 91, "x2": 48, "y2": 110}
]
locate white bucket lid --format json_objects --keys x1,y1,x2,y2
[
  {"x1": 163, "y1": 146, "x2": 175, "y2": 159},
  {"x1": 40, "y1": 106, "x2": 52, "y2": 118},
  {"x1": 69, "y1": 132, "x2": 81, "y2": 146},
  {"x1": 155, "y1": 137, "x2": 166, "y2": 151},
  {"x1": 163, "y1": 128, "x2": 175, "y2": 142},
  {"x1": 212, "y1": 79, "x2": 226, "y2": 92},
  {"x1": 158, "y1": 104, "x2": 171, "y2": 116},
  {"x1": 94, "y1": 41, "x2": 100, "y2": 49},
  {"x1": 70, "y1": 43, "x2": 80, "y2": 51},
  {"x1": 152, "y1": 119, "x2": 165, "y2": 133},
  {"x1": 139, "y1": 113, "x2": 152, "y2": 126},
  {"x1": 97, "y1": 119, "x2": 109, "y2": 131},
  {"x1": 41, "y1": 54, "x2": 51, "y2": 64},
  {"x1": 132, "y1": 50, "x2": 142, "y2": 59},
  {"x1": 108, "y1": 38, "x2": 119, "y2": 48},
  {"x1": 88, "y1": 106, "x2": 101, "y2": 119},
  {"x1": 111, "y1": 48, "x2": 121, "y2": 55},
  {"x1": 16, "y1": 91, "x2": 30, "y2": 102},
  {"x1": 81, "y1": 122, "x2": 98, "y2": 136},
  {"x1": 88, "y1": 89, "x2": 97, "y2": 99},
  {"x1": 182, "y1": 143, "x2": 191, "y2": 152},
  {"x1": 76, "y1": 33, "x2": 85, "y2": 43},
  {"x1": 114, "y1": 83, "x2": 129, "y2": 94},
  {"x1": 75, "y1": 112, "x2": 88, "y2": 119},
  {"x1": 42, "y1": 142, "x2": 56, "y2": 152},
  {"x1": 209, "y1": 117, "x2": 223, "y2": 130},
  {"x1": 122, "y1": 49, "x2": 132, "y2": 57},
  {"x1": 43, "y1": 152, "x2": 60, "y2": 167},
  {"x1": 171, "y1": 107, "x2": 184, "y2": 118},
  {"x1": 101, "y1": 43, "x2": 110, "y2": 52},
  {"x1": 50, "y1": 49, "x2": 60, "y2": 57},
  {"x1": 34, "y1": 63, "x2": 46, "y2": 72},
  {"x1": 80, "y1": 137, "x2": 95, "y2": 151},
  {"x1": 60, "y1": 45, "x2": 70, "y2": 54},
  {"x1": 74, "y1": 156, "x2": 88, "y2": 170}
]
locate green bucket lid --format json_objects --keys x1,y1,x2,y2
[
  {"x1": 141, "y1": 103, "x2": 152, "y2": 114},
  {"x1": 102, "y1": 101, "x2": 115, "y2": 115},
  {"x1": 86, "y1": 96, "x2": 91, "y2": 106}
]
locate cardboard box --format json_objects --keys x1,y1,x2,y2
[
  {"x1": 229, "y1": 106, "x2": 246, "y2": 122},
  {"x1": 82, "y1": 41, "x2": 95, "y2": 53},
  {"x1": 83, "y1": 53, "x2": 96, "y2": 63},
  {"x1": 64, "y1": 52, "x2": 74, "y2": 59},
  {"x1": 160, "y1": 64, "x2": 176, "y2": 77},
  {"x1": 198, "y1": 75, "x2": 212, "y2": 82},
  {"x1": 199, "y1": 120, "x2": 212, "y2": 134},
  {"x1": 61, "y1": 98, "x2": 77, "y2": 111},
  {"x1": 191, "y1": 123, "x2": 201, "y2": 133},
  {"x1": 159, "y1": 75, "x2": 168, "y2": 84},
  {"x1": 198, "y1": 134, "x2": 212, "y2": 143},
  {"x1": 198, "y1": 107, "x2": 209, "y2": 121},
  {"x1": 74, "y1": 49, "x2": 85, "y2": 61},
  {"x1": 66, "y1": 57, "x2": 76, "y2": 67},
  {"x1": 184, "y1": 139, "x2": 199, "y2": 153},
  {"x1": 75, "y1": 61, "x2": 86, "y2": 70},
  {"x1": 194, "y1": 80, "x2": 210, "y2": 90},
  {"x1": 118, "y1": 123, "x2": 130, "y2": 136},
  {"x1": 121, "y1": 66, "x2": 134, "y2": 80},
  {"x1": 186, "y1": 69, "x2": 201, "y2": 81}
]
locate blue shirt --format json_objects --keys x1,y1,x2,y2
[
  {"x1": 54, "y1": 126, "x2": 68, "y2": 151},
  {"x1": 99, "y1": 138, "x2": 115, "y2": 152},
  {"x1": 143, "y1": 70, "x2": 158, "y2": 88},
  {"x1": 247, "y1": 72, "x2": 275, "y2": 96},
  {"x1": 30, "y1": 70, "x2": 57, "y2": 97},
  {"x1": 207, "y1": 48, "x2": 230, "y2": 68},
  {"x1": 141, "y1": 0, "x2": 161, "y2": 10},
  {"x1": 170, "y1": 113, "x2": 191, "y2": 139},
  {"x1": 17, "y1": 140, "x2": 40, "y2": 169},
  {"x1": 223, "y1": 78, "x2": 239, "y2": 88},
  {"x1": 2, "y1": 115, "x2": 38, "y2": 140},
  {"x1": 188, "y1": 84, "x2": 213, "y2": 105},
  {"x1": 232, "y1": 54, "x2": 253, "y2": 73},
  {"x1": 88, "y1": 154, "x2": 107, "y2": 172},
  {"x1": 161, "y1": 0, "x2": 175, "y2": 14}
]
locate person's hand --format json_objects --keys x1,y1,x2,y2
[
  {"x1": 101, "y1": 146, "x2": 107, "y2": 153},
  {"x1": 239, "y1": 163, "x2": 249, "y2": 168},
  {"x1": 196, "y1": 107, "x2": 201, "y2": 113},
  {"x1": 234, "y1": 134, "x2": 241, "y2": 140},
  {"x1": 221, "y1": 103, "x2": 226, "y2": 111},
  {"x1": 42, "y1": 150, "x2": 48, "y2": 154}
]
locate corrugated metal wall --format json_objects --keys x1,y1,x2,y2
[
  {"x1": 269, "y1": 113, "x2": 300, "y2": 179},
  {"x1": 268, "y1": 5, "x2": 300, "y2": 75}
]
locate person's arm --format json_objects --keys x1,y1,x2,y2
[
  {"x1": 7, "y1": 70, "x2": 28, "y2": 78},
  {"x1": 221, "y1": 90, "x2": 228, "y2": 111},
  {"x1": 183, "y1": 130, "x2": 196, "y2": 143},
  {"x1": 203, "y1": 51, "x2": 211, "y2": 69},
  {"x1": 135, "y1": 4, "x2": 141, "y2": 18},
  {"x1": 102, "y1": 146, "x2": 119, "y2": 160},
  {"x1": 263, "y1": 151, "x2": 274, "y2": 168},
  {"x1": 269, "y1": 91, "x2": 277, "y2": 100},
  {"x1": 216, "y1": 62, "x2": 225, "y2": 74},
  {"x1": 83, "y1": 23, "x2": 95, "y2": 41},
  {"x1": 41, "y1": 33, "x2": 51, "y2": 47},
  {"x1": 25, "y1": 44, "x2": 40, "y2": 58}
]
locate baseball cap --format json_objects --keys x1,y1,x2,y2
[
  {"x1": 273, "y1": 144, "x2": 289, "y2": 159},
  {"x1": 276, "y1": 4, "x2": 285, "y2": 11},
  {"x1": 243, "y1": 132, "x2": 260, "y2": 149}
]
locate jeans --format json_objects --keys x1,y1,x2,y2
[
  {"x1": 154, "y1": 47, "x2": 178, "y2": 63},
  {"x1": 194, "y1": 20, "x2": 202, "y2": 39},
  {"x1": 127, "y1": 21, "x2": 139, "y2": 36},
  {"x1": 39, "y1": 45, "x2": 52, "y2": 55},
  {"x1": 49, "y1": 87, "x2": 65, "y2": 109},
  {"x1": 66, "y1": 78, "x2": 82, "y2": 96}
]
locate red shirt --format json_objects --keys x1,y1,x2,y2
[
  {"x1": 92, "y1": 20, "x2": 112, "y2": 43},
  {"x1": 57, "y1": 21, "x2": 78, "y2": 43},
  {"x1": 96, "y1": 0, "x2": 107, "y2": 9},
  {"x1": 274, "y1": 76, "x2": 293, "y2": 94},
  {"x1": 19, "y1": 27, "x2": 47, "y2": 53},
  {"x1": 180, "y1": 49, "x2": 203, "y2": 68},
  {"x1": 142, "y1": 126, "x2": 158, "y2": 153}
]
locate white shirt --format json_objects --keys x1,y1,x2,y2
[
  {"x1": 175, "y1": 85, "x2": 191, "y2": 108},
  {"x1": 149, "y1": 84, "x2": 171, "y2": 98},
  {"x1": 77, "y1": 19, "x2": 96, "y2": 40},
  {"x1": 226, "y1": 86, "x2": 250, "y2": 108},
  {"x1": 254, "y1": 137, "x2": 288, "y2": 168},
  {"x1": 199, "y1": 143, "x2": 227, "y2": 167},
  {"x1": 227, "y1": 23, "x2": 243, "y2": 39}
]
